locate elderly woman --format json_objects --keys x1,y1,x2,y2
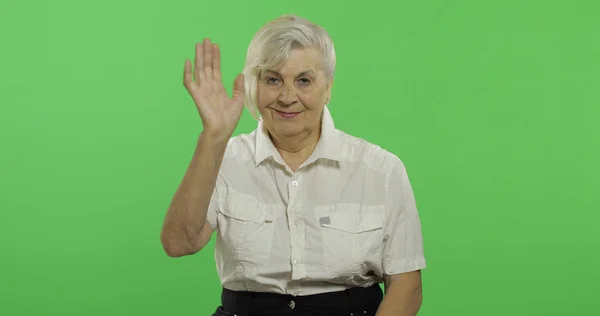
[{"x1": 161, "y1": 14, "x2": 426, "y2": 316}]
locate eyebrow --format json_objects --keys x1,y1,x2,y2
[{"x1": 264, "y1": 70, "x2": 315, "y2": 77}]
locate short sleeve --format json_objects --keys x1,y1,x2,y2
[
  {"x1": 381, "y1": 159, "x2": 427, "y2": 275},
  {"x1": 206, "y1": 174, "x2": 225, "y2": 231}
]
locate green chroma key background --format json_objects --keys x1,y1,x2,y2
[{"x1": 1, "y1": 0, "x2": 598, "y2": 315}]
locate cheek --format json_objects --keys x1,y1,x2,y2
[
  {"x1": 257, "y1": 88, "x2": 278, "y2": 107},
  {"x1": 298, "y1": 90, "x2": 327, "y2": 107}
]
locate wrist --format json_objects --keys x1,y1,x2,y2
[{"x1": 198, "y1": 130, "x2": 231, "y2": 147}]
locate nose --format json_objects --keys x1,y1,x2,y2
[{"x1": 277, "y1": 83, "x2": 298, "y2": 106}]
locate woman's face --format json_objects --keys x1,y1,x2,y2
[{"x1": 256, "y1": 47, "x2": 332, "y2": 139}]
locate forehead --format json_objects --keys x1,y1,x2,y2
[{"x1": 270, "y1": 47, "x2": 323, "y2": 75}]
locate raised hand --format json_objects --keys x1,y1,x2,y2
[{"x1": 183, "y1": 38, "x2": 245, "y2": 140}]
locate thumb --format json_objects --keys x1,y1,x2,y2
[{"x1": 232, "y1": 74, "x2": 245, "y2": 104}]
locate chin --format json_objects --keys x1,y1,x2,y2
[{"x1": 273, "y1": 125, "x2": 302, "y2": 137}]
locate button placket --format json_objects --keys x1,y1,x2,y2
[{"x1": 287, "y1": 173, "x2": 305, "y2": 280}]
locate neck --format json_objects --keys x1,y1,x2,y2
[{"x1": 270, "y1": 127, "x2": 321, "y2": 169}]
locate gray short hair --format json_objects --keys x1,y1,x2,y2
[{"x1": 242, "y1": 14, "x2": 336, "y2": 120}]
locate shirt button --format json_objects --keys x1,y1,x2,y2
[
  {"x1": 294, "y1": 219, "x2": 300, "y2": 226},
  {"x1": 293, "y1": 260, "x2": 298, "y2": 265},
  {"x1": 291, "y1": 180, "x2": 298, "y2": 187},
  {"x1": 289, "y1": 300, "x2": 296, "y2": 309}
]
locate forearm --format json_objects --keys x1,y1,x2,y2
[
  {"x1": 160, "y1": 132, "x2": 228, "y2": 256},
  {"x1": 376, "y1": 278, "x2": 422, "y2": 316}
]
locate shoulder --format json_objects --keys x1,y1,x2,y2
[
  {"x1": 337, "y1": 130, "x2": 405, "y2": 174},
  {"x1": 221, "y1": 130, "x2": 258, "y2": 160}
]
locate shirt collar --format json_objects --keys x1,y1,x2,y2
[{"x1": 254, "y1": 106, "x2": 343, "y2": 167}]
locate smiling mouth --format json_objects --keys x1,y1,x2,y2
[
  {"x1": 274, "y1": 109, "x2": 301, "y2": 114},
  {"x1": 274, "y1": 109, "x2": 301, "y2": 118}
]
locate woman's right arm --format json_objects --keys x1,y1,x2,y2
[
  {"x1": 161, "y1": 38, "x2": 245, "y2": 257},
  {"x1": 160, "y1": 132, "x2": 228, "y2": 257}
]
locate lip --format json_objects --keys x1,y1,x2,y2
[{"x1": 274, "y1": 109, "x2": 301, "y2": 118}]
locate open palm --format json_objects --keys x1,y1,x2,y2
[{"x1": 183, "y1": 38, "x2": 245, "y2": 139}]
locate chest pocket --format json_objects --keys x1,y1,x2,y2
[
  {"x1": 316, "y1": 203, "x2": 385, "y2": 276},
  {"x1": 218, "y1": 191, "x2": 277, "y2": 266}
]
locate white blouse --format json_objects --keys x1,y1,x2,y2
[{"x1": 206, "y1": 106, "x2": 426, "y2": 296}]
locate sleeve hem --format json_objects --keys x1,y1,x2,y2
[{"x1": 382, "y1": 256, "x2": 427, "y2": 275}]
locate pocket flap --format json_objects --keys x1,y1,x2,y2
[
  {"x1": 221, "y1": 192, "x2": 275, "y2": 223},
  {"x1": 317, "y1": 203, "x2": 384, "y2": 233}
]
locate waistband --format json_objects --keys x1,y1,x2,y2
[{"x1": 218, "y1": 283, "x2": 383, "y2": 316}]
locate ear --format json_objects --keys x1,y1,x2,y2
[
  {"x1": 327, "y1": 78, "x2": 335, "y2": 90},
  {"x1": 325, "y1": 78, "x2": 334, "y2": 104}
]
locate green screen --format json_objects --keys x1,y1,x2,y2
[{"x1": 1, "y1": 0, "x2": 598, "y2": 315}]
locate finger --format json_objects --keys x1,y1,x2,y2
[
  {"x1": 231, "y1": 74, "x2": 245, "y2": 104},
  {"x1": 195, "y1": 43, "x2": 205, "y2": 82},
  {"x1": 183, "y1": 59, "x2": 193, "y2": 88},
  {"x1": 212, "y1": 44, "x2": 222, "y2": 82},
  {"x1": 203, "y1": 38, "x2": 213, "y2": 80}
]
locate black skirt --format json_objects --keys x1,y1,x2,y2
[{"x1": 212, "y1": 283, "x2": 383, "y2": 316}]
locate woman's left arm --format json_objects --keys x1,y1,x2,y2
[
  {"x1": 376, "y1": 271, "x2": 423, "y2": 316},
  {"x1": 378, "y1": 158, "x2": 426, "y2": 315}
]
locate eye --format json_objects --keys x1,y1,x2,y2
[
  {"x1": 265, "y1": 76, "x2": 281, "y2": 85},
  {"x1": 298, "y1": 78, "x2": 311, "y2": 85}
]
